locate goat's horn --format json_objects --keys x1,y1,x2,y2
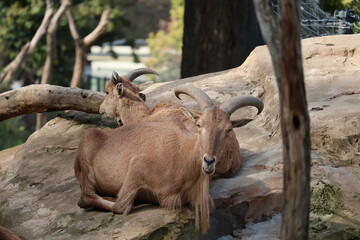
[
  {"x1": 125, "y1": 68, "x2": 159, "y2": 82},
  {"x1": 111, "y1": 71, "x2": 122, "y2": 84},
  {"x1": 174, "y1": 85, "x2": 214, "y2": 110},
  {"x1": 220, "y1": 96, "x2": 264, "y2": 116}
]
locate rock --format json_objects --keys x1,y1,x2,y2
[{"x1": 1, "y1": 34, "x2": 360, "y2": 239}]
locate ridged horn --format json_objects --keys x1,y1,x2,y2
[
  {"x1": 220, "y1": 96, "x2": 264, "y2": 116},
  {"x1": 111, "y1": 71, "x2": 122, "y2": 84},
  {"x1": 174, "y1": 85, "x2": 214, "y2": 110},
  {"x1": 125, "y1": 68, "x2": 159, "y2": 82}
]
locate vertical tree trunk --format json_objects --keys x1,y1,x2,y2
[
  {"x1": 279, "y1": 1, "x2": 310, "y2": 239},
  {"x1": 253, "y1": 0, "x2": 311, "y2": 239},
  {"x1": 181, "y1": 0, "x2": 264, "y2": 78}
]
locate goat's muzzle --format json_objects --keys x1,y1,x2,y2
[{"x1": 202, "y1": 156, "x2": 216, "y2": 175}]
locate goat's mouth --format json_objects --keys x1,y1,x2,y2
[{"x1": 202, "y1": 167, "x2": 215, "y2": 175}]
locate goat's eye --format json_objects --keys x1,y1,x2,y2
[
  {"x1": 225, "y1": 127, "x2": 233, "y2": 133},
  {"x1": 105, "y1": 91, "x2": 109, "y2": 95}
]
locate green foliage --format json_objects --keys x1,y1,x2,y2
[
  {"x1": 345, "y1": 0, "x2": 360, "y2": 15},
  {"x1": 354, "y1": 21, "x2": 360, "y2": 33},
  {"x1": 146, "y1": 0, "x2": 184, "y2": 82},
  {"x1": 0, "y1": 0, "x2": 46, "y2": 64},
  {"x1": 322, "y1": 0, "x2": 360, "y2": 15},
  {"x1": 0, "y1": 0, "x2": 130, "y2": 89},
  {"x1": 0, "y1": 117, "x2": 31, "y2": 150}
]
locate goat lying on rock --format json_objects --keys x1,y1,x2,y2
[
  {"x1": 99, "y1": 68, "x2": 264, "y2": 178},
  {"x1": 75, "y1": 85, "x2": 263, "y2": 232}
]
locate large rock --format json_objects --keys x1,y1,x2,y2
[{"x1": 1, "y1": 34, "x2": 360, "y2": 239}]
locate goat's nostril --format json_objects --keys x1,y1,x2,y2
[{"x1": 203, "y1": 157, "x2": 215, "y2": 166}]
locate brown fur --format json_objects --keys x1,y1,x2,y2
[
  {"x1": 75, "y1": 106, "x2": 238, "y2": 232},
  {"x1": 0, "y1": 226, "x2": 21, "y2": 240},
  {"x1": 99, "y1": 80, "x2": 241, "y2": 179}
]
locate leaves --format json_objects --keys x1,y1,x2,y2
[{"x1": 146, "y1": 0, "x2": 184, "y2": 82}]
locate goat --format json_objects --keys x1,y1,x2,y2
[
  {"x1": 75, "y1": 85, "x2": 263, "y2": 232},
  {"x1": 99, "y1": 69, "x2": 264, "y2": 178},
  {"x1": 0, "y1": 226, "x2": 21, "y2": 240}
]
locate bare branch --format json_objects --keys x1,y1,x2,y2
[
  {"x1": 41, "y1": 0, "x2": 71, "y2": 85},
  {"x1": 83, "y1": 9, "x2": 111, "y2": 46},
  {"x1": 68, "y1": 9, "x2": 111, "y2": 88},
  {"x1": 29, "y1": 0, "x2": 54, "y2": 52},
  {"x1": 0, "y1": 85, "x2": 105, "y2": 121},
  {"x1": 66, "y1": 9, "x2": 81, "y2": 41},
  {"x1": 0, "y1": 0, "x2": 54, "y2": 87},
  {"x1": 48, "y1": 0, "x2": 71, "y2": 34}
]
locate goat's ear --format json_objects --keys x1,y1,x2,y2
[
  {"x1": 116, "y1": 83, "x2": 124, "y2": 97},
  {"x1": 139, "y1": 93, "x2": 146, "y2": 101},
  {"x1": 231, "y1": 118, "x2": 253, "y2": 128},
  {"x1": 180, "y1": 107, "x2": 200, "y2": 123}
]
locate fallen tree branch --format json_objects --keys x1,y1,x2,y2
[{"x1": 0, "y1": 85, "x2": 105, "y2": 121}]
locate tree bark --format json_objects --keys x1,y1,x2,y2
[
  {"x1": 37, "y1": 0, "x2": 71, "y2": 129},
  {"x1": 253, "y1": 0, "x2": 311, "y2": 239},
  {"x1": 181, "y1": 0, "x2": 264, "y2": 78},
  {"x1": 0, "y1": 0, "x2": 54, "y2": 88},
  {"x1": 41, "y1": 0, "x2": 71, "y2": 85},
  {"x1": 67, "y1": 9, "x2": 111, "y2": 88},
  {"x1": 0, "y1": 85, "x2": 105, "y2": 122}
]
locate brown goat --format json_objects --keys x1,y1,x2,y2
[
  {"x1": 75, "y1": 85, "x2": 263, "y2": 232},
  {"x1": 99, "y1": 69, "x2": 264, "y2": 178}
]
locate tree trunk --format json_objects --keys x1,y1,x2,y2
[
  {"x1": 0, "y1": 85, "x2": 105, "y2": 121},
  {"x1": 181, "y1": 0, "x2": 264, "y2": 78},
  {"x1": 253, "y1": 0, "x2": 311, "y2": 239}
]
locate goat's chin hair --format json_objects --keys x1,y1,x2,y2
[{"x1": 191, "y1": 173, "x2": 212, "y2": 233}]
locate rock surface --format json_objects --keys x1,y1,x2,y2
[{"x1": 0, "y1": 34, "x2": 359, "y2": 239}]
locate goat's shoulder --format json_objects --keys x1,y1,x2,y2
[{"x1": 82, "y1": 127, "x2": 108, "y2": 139}]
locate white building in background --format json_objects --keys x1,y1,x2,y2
[{"x1": 86, "y1": 39, "x2": 153, "y2": 91}]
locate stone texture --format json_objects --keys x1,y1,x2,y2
[{"x1": 0, "y1": 34, "x2": 359, "y2": 239}]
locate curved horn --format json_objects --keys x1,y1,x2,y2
[
  {"x1": 111, "y1": 71, "x2": 122, "y2": 84},
  {"x1": 220, "y1": 96, "x2": 264, "y2": 116},
  {"x1": 125, "y1": 68, "x2": 159, "y2": 82},
  {"x1": 174, "y1": 85, "x2": 214, "y2": 110}
]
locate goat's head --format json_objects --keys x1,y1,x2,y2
[
  {"x1": 99, "y1": 68, "x2": 158, "y2": 123},
  {"x1": 174, "y1": 85, "x2": 263, "y2": 175}
]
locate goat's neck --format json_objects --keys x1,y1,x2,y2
[
  {"x1": 180, "y1": 133, "x2": 203, "y2": 178},
  {"x1": 119, "y1": 101, "x2": 152, "y2": 125}
]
